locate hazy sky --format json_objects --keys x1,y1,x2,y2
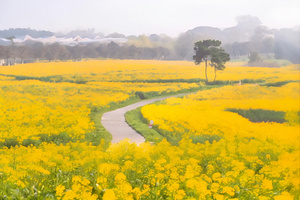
[{"x1": 1, "y1": 0, "x2": 300, "y2": 36}]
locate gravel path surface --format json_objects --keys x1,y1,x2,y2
[{"x1": 101, "y1": 93, "x2": 190, "y2": 145}]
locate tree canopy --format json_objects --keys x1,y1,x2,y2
[
  {"x1": 193, "y1": 39, "x2": 230, "y2": 83},
  {"x1": 193, "y1": 40, "x2": 221, "y2": 65}
]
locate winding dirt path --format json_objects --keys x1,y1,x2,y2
[{"x1": 101, "y1": 93, "x2": 190, "y2": 145}]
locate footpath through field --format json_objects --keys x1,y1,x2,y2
[{"x1": 101, "y1": 93, "x2": 191, "y2": 145}]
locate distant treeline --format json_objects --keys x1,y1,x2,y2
[
  {"x1": 1, "y1": 34, "x2": 299, "y2": 65},
  {"x1": 1, "y1": 16, "x2": 299, "y2": 64},
  {"x1": 0, "y1": 42, "x2": 172, "y2": 64}
]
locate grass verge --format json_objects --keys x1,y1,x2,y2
[{"x1": 125, "y1": 107, "x2": 164, "y2": 143}]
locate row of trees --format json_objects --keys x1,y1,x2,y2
[{"x1": 0, "y1": 42, "x2": 172, "y2": 64}]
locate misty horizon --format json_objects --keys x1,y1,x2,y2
[
  {"x1": 1, "y1": 0, "x2": 300, "y2": 37},
  {"x1": 1, "y1": 14, "x2": 299, "y2": 40},
  {"x1": 2, "y1": 17, "x2": 300, "y2": 39},
  {"x1": 1, "y1": 1, "x2": 300, "y2": 64}
]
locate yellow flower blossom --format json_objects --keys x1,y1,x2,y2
[
  {"x1": 103, "y1": 189, "x2": 116, "y2": 200},
  {"x1": 174, "y1": 189, "x2": 186, "y2": 200},
  {"x1": 274, "y1": 192, "x2": 294, "y2": 200},
  {"x1": 55, "y1": 184, "x2": 65, "y2": 198},
  {"x1": 115, "y1": 172, "x2": 127, "y2": 184},
  {"x1": 16, "y1": 180, "x2": 26, "y2": 188},
  {"x1": 214, "y1": 194, "x2": 224, "y2": 200},
  {"x1": 222, "y1": 186, "x2": 235, "y2": 196},
  {"x1": 262, "y1": 178, "x2": 273, "y2": 190}
]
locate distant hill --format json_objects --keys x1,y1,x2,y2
[
  {"x1": 0, "y1": 28, "x2": 54, "y2": 38},
  {"x1": 223, "y1": 15, "x2": 262, "y2": 43},
  {"x1": 56, "y1": 29, "x2": 104, "y2": 39},
  {"x1": 175, "y1": 15, "x2": 264, "y2": 59}
]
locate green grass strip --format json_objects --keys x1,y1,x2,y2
[
  {"x1": 226, "y1": 108, "x2": 286, "y2": 123},
  {"x1": 125, "y1": 107, "x2": 164, "y2": 143}
]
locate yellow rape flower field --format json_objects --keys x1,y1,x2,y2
[{"x1": 0, "y1": 60, "x2": 299, "y2": 199}]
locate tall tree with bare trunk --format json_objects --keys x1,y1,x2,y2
[{"x1": 193, "y1": 39, "x2": 229, "y2": 83}]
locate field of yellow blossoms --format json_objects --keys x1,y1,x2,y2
[{"x1": 0, "y1": 60, "x2": 299, "y2": 199}]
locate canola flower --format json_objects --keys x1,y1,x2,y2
[
  {"x1": 0, "y1": 139, "x2": 299, "y2": 199},
  {"x1": 140, "y1": 82, "x2": 299, "y2": 199},
  {"x1": 0, "y1": 60, "x2": 298, "y2": 82},
  {"x1": 141, "y1": 83, "x2": 300, "y2": 146},
  {"x1": 0, "y1": 60, "x2": 299, "y2": 199},
  {"x1": 0, "y1": 79, "x2": 199, "y2": 142}
]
